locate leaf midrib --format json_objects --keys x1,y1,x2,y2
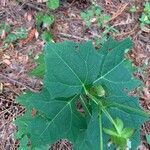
[
  {"x1": 110, "y1": 102, "x2": 150, "y2": 117},
  {"x1": 50, "y1": 47, "x2": 85, "y2": 86},
  {"x1": 39, "y1": 96, "x2": 77, "y2": 137},
  {"x1": 93, "y1": 59, "x2": 125, "y2": 84}
]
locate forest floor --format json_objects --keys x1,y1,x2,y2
[{"x1": 0, "y1": 0, "x2": 150, "y2": 149}]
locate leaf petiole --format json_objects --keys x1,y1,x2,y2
[
  {"x1": 99, "y1": 114, "x2": 103, "y2": 150},
  {"x1": 86, "y1": 90, "x2": 120, "y2": 134}
]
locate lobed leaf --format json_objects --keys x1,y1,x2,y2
[
  {"x1": 15, "y1": 38, "x2": 150, "y2": 150},
  {"x1": 44, "y1": 41, "x2": 103, "y2": 98}
]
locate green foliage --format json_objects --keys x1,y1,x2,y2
[
  {"x1": 103, "y1": 118, "x2": 134, "y2": 149},
  {"x1": 41, "y1": 31, "x2": 53, "y2": 42},
  {"x1": 0, "y1": 23, "x2": 28, "y2": 47},
  {"x1": 30, "y1": 53, "x2": 45, "y2": 78},
  {"x1": 15, "y1": 37, "x2": 149, "y2": 150},
  {"x1": 4, "y1": 27, "x2": 28, "y2": 44},
  {"x1": 81, "y1": 5, "x2": 118, "y2": 47},
  {"x1": 36, "y1": 12, "x2": 54, "y2": 30},
  {"x1": 47, "y1": 0, "x2": 59, "y2": 10},
  {"x1": 35, "y1": 0, "x2": 59, "y2": 41},
  {"x1": 129, "y1": 6, "x2": 138, "y2": 13},
  {"x1": 0, "y1": 22, "x2": 11, "y2": 35},
  {"x1": 139, "y1": 2, "x2": 150, "y2": 29},
  {"x1": 36, "y1": 12, "x2": 54, "y2": 44},
  {"x1": 18, "y1": 136, "x2": 28, "y2": 150},
  {"x1": 81, "y1": 5, "x2": 110, "y2": 27},
  {"x1": 146, "y1": 134, "x2": 150, "y2": 144},
  {"x1": 34, "y1": 0, "x2": 60, "y2": 78}
]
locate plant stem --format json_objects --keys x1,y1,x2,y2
[
  {"x1": 102, "y1": 108, "x2": 119, "y2": 133},
  {"x1": 99, "y1": 115, "x2": 103, "y2": 150},
  {"x1": 86, "y1": 91, "x2": 119, "y2": 133}
]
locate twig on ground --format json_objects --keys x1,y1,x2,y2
[
  {"x1": 108, "y1": 3, "x2": 128, "y2": 22},
  {"x1": 0, "y1": 74, "x2": 39, "y2": 93},
  {"x1": 57, "y1": 33, "x2": 88, "y2": 41},
  {"x1": 23, "y1": 2, "x2": 43, "y2": 11},
  {"x1": 115, "y1": 24, "x2": 139, "y2": 37}
]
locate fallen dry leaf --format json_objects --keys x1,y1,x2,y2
[
  {"x1": 3, "y1": 54, "x2": 10, "y2": 59},
  {"x1": 0, "y1": 83, "x2": 3, "y2": 93},
  {"x1": 3, "y1": 59, "x2": 11, "y2": 65},
  {"x1": 37, "y1": 0, "x2": 48, "y2": 2},
  {"x1": 19, "y1": 28, "x2": 37, "y2": 45},
  {"x1": 105, "y1": 0, "x2": 112, "y2": 5},
  {"x1": 24, "y1": 12, "x2": 33, "y2": 22},
  {"x1": 1, "y1": 30, "x2": 6, "y2": 39},
  {"x1": 35, "y1": 30, "x2": 39, "y2": 39}
]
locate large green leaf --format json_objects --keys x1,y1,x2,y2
[
  {"x1": 44, "y1": 41, "x2": 103, "y2": 98},
  {"x1": 16, "y1": 89, "x2": 86, "y2": 148},
  {"x1": 15, "y1": 38, "x2": 150, "y2": 150},
  {"x1": 74, "y1": 95, "x2": 149, "y2": 150},
  {"x1": 94, "y1": 37, "x2": 139, "y2": 94},
  {"x1": 75, "y1": 104, "x2": 102, "y2": 150}
]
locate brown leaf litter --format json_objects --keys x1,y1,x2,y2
[{"x1": 0, "y1": 0, "x2": 150, "y2": 150}]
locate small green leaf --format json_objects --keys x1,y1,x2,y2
[
  {"x1": 103, "y1": 128, "x2": 118, "y2": 136},
  {"x1": 129, "y1": 6, "x2": 137, "y2": 13},
  {"x1": 47, "y1": 0, "x2": 59, "y2": 10},
  {"x1": 121, "y1": 128, "x2": 135, "y2": 139},
  {"x1": 4, "y1": 33, "x2": 17, "y2": 43},
  {"x1": 41, "y1": 31, "x2": 53, "y2": 42},
  {"x1": 139, "y1": 2, "x2": 150, "y2": 27},
  {"x1": 80, "y1": 12, "x2": 87, "y2": 19},
  {"x1": 87, "y1": 10, "x2": 94, "y2": 18},
  {"x1": 115, "y1": 118, "x2": 124, "y2": 133},
  {"x1": 30, "y1": 53, "x2": 45, "y2": 78},
  {"x1": 0, "y1": 22, "x2": 10, "y2": 35},
  {"x1": 3, "y1": 27, "x2": 27, "y2": 44},
  {"x1": 36, "y1": 12, "x2": 44, "y2": 28},
  {"x1": 95, "y1": 7, "x2": 102, "y2": 16},
  {"x1": 15, "y1": 27, "x2": 28, "y2": 39},
  {"x1": 146, "y1": 134, "x2": 150, "y2": 144},
  {"x1": 111, "y1": 136, "x2": 127, "y2": 149},
  {"x1": 103, "y1": 15, "x2": 110, "y2": 22},
  {"x1": 144, "y1": 2, "x2": 150, "y2": 14},
  {"x1": 42, "y1": 15, "x2": 54, "y2": 27}
]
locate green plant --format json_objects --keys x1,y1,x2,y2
[
  {"x1": 47, "y1": 0, "x2": 59, "y2": 10},
  {"x1": 81, "y1": 5, "x2": 110, "y2": 28},
  {"x1": 4, "y1": 27, "x2": 28, "y2": 44},
  {"x1": 146, "y1": 134, "x2": 150, "y2": 145},
  {"x1": 129, "y1": 6, "x2": 138, "y2": 13},
  {"x1": 15, "y1": 37, "x2": 149, "y2": 150},
  {"x1": 41, "y1": 31, "x2": 53, "y2": 42},
  {"x1": 0, "y1": 23, "x2": 28, "y2": 47},
  {"x1": 81, "y1": 5, "x2": 118, "y2": 47},
  {"x1": 0, "y1": 22, "x2": 11, "y2": 35},
  {"x1": 36, "y1": 12, "x2": 54, "y2": 30},
  {"x1": 30, "y1": 53, "x2": 45, "y2": 78},
  {"x1": 36, "y1": 12, "x2": 54, "y2": 42},
  {"x1": 139, "y1": 2, "x2": 150, "y2": 29},
  {"x1": 36, "y1": 0, "x2": 59, "y2": 42}
]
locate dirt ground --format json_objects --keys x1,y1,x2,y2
[{"x1": 0, "y1": 0, "x2": 150, "y2": 149}]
